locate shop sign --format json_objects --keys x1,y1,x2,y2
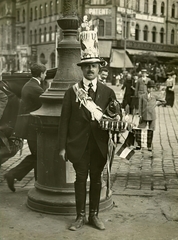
[{"x1": 86, "y1": 8, "x2": 111, "y2": 15}]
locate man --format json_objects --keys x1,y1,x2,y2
[
  {"x1": 135, "y1": 69, "x2": 151, "y2": 98},
  {"x1": 58, "y1": 59, "x2": 119, "y2": 231},
  {"x1": 98, "y1": 67, "x2": 109, "y2": 84},
  {"x1": 0, "y1": 89, "x2": 8, "y2": 120},
  {"x1": 4, "y1": 63, "x2": 46, "y2": 192}
]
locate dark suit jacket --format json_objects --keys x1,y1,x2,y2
[
  {"x1": 16, "y1": 78, "x2": 44, "y2": 140},
  {"x1": 19, "y1": 78, "x2": 44, "y2": 115},
  {"x1": 58, "y1": 80, "x2": 116, "y2": 163}
]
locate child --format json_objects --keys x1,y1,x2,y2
[{"x1": 137, "y1": 80, "x2": 157, "y2": 151}]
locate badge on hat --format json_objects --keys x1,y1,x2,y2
[{"x1": 77, "y1": 15, "x2": 107, "y2": 67}]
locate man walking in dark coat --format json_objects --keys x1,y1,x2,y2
[
  {"x1": 4, "y1": 63, "x2": 46, "y2": 192},
  {"x1": 58, "y1": 17, "x2": 120, "y2": 231}
]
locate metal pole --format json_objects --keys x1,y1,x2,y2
[{"x1": 123, "y1": 5, "x2": 127, "y2": 71}]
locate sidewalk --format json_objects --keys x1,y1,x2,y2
[{"x1": 0, "y1": 84, "x2": 178, "y2": 240}]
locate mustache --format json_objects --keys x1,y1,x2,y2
[{"x1": 87, "y1": 70, "x2": 94, "y2": 74}]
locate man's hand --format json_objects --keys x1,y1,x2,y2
[{"x1": 59, "y1": 149, "x2": 68, "y2": 162}]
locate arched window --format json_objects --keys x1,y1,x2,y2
[
  {"x1": 153, "y1": 0, "x2": 157, "y2": 15},
  {"x1": 135, "y1": 24, "x2": 139, "y2": 40},
  {"x1": 39, "y1": 5, "x2": 43, "y2": 19},
  {"x1": 152, "y1": 26, "x2": 156, "y2": 42},
  {"x1": 98, "y1": 19, "x2": 104, "y2": 36},
  {"x1": 44, "y1": 27, "x2": 46, "y2": 42},
  {"x1": 161, "y1": 2, "x2": 165, "y2": 16},
  {"x1": 22, "y1": 9, "x2": 25, "y2": 23},
  {"x1": 160, "y1": 28, "x2": 164, "y2": 43},
  {"x1": 34, "y1": 29, "x2": 37, "y2": 43},
  {"x1": 143, "y1": 25, "x2": 148, "y2": 41},
  {"x1": 144, "y1": 0, "x2": 149, "y2": 13},
  {"x1": 49, "y1": 26, "x2": 52, "y2": 41},
  {"x1": 135, "y1": 0, "x2": 140, "y2": 11},
  {"x1": 39, "y1": 28, "x2": 42, "y2": 43},
  {"x1": 172, "y1": 4, "x2": 175, "y2": 18},
  {"x1": 49, "y1": 1, "x2": 53, "y2": 16},
  {"x1": 35, "y1": 6, "x2": 38, "y2": 20},
  {"x1": 30, "y1": 8, "x2": 33, "y2": 21},
  {"x1": 30, "y1": 30, "x2": 33, "y2": 44},
  {"x1": 55, "y1": 0, "x2": 59, "y2": 14},
  {"x1": 50, "y1": 52, "x2": 55, "y2": 68},
  {"x1": 171, "y1": 29, "x2": 175, "y2": 44},
  {"x1": 44, "y1": 3, "x2": 48, "y2": 17},
  {"x1": 40, "y1": 53, "x2": 46, "y2": 64}
]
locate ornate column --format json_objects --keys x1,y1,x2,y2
[{"x1": 27, "y1": 0, "x2": 113, "y2": 215}]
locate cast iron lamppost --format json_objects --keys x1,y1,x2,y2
[{"x1": 27, "y1": 0, "x2": 113, "y2": 215}]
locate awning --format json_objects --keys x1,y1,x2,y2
[
  {"x1": 127, "y1": 49, "x2": 178, "y2": 58},
  {"x1": 110, "y1": 49, "x2": 133, "y2": 68},
  {"x1": 98, "y1": 40, "x2": 112, "y2": 58}
]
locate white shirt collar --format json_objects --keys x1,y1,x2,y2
[
  {"x1": 83, "y1": 77, "x2": 97, "y2": 92},
  {"x1": 33, "y1": 77, "x2": 41, "y2": 85}
]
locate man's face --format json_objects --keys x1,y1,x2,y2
[
  {"x1": 100, "y1": 71, "x2": 108, "y2": 80},
  {"x1": 81, "y1": 63, "x2": 100, "y2": 80},
  {"x1": 147, "y1": 87, "x2": 153, "y2": 93},
  {"x1": 40, "y1": 71, "x2": 47, "y2": 82},
  {"x1": 142, "y1": 72, "x2": 147, "y2": 78}
]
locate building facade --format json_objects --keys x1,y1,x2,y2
[{"x1": 0, "y1": 0, "x2": 178, "y2": 73}]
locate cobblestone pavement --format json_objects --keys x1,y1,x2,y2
[{"x1": 0, "y1": 84, "x2": 178, "y2": 196}]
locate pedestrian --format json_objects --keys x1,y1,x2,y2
[
  {"x1": 165, "y1": 71, "x2": 175, "y2": 107},
  {"x1": 138, "y1": 80, "x2": 159, "y2": 151},
  {"x1": 58, "y1": 17, "x2": 119, "y2": 231},
  {"x1": 121, "y1": 73, "x2": 134, "y2": 114},
  {"x1": 98, "y1": 67, "x2": 109, "y2": 84},
  {"x1": 135, "y1": 69, "x2": 151, "y2": 98},
  {"x1": 4, "y1": 63, "x2": 46, "y2": 192},
  {"x1": 0, "y1": 89, "x2": 8, "y2": 120}
]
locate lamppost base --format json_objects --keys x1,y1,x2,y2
[{"x1": 27, "y1": 187, "x2": 113, "y2": 215}]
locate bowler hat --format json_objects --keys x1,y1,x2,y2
[{"x1": 147, "y1": 80, "x2": 155, "y2": 88}]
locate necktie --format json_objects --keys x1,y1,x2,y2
[{"x1": 88, "y1": 82, "x2": 95, "y2": 100}]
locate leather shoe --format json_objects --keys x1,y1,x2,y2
[
  {"x1": 4, "y1": 173, "x2": 15, "y2": 192},
  {"x1": 88, "y1": 215, "x2": 105, "y2": 230},
  {"x1": 69, "y1": 215, "x2": 86, "y2": 231}
]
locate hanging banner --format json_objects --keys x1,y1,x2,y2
[
  {"x1": 130, "y1": 20, "x2": 136, "y2": 37},
  {"x1": 117, "y1": 17, "x2": 122, "y2": 34}
]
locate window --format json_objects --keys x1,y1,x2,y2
[
  {"x1": 98, "y1": 19, "x2": 104, "y2": 36},
  {"x1": 30, "y1": 8, "x2": 33, "y2": 21},
  {"x1": 40, "y1": 53, "x2": 46, "y2": 64},
  {"x1": 30, "y1": 30, "x2": 33, "y2": 44},
  {"x1": 39, "y1": 5, "x2": 43, "y2": 19},
  {"x1": 35, "y1": 6, "x2": 38, "y2": 20},
  {"x1": 152, "y1": 26, "x2": 156, "y2": 42},
  {"x1": 135, "y1": 24, "x2": 139, "y2": 40},
  {"x1": 49, "y1": 1, "x2": 53, "y2": 16},
  {"x1": 161, "y1": 2, "x2": 165, "y2": 16},
  {"x1": 49, "y1": 26, "x2": 52, "y2": 41},
  {"x1": 22, "y1": 9, "x2": 25, "y2": 23},
  {"x1": 153, "y1": 0, "x2": 157, "y2": 15},
  {"x1": 91, "y1": 0, "x2": 106, "y2": 4},
  {"x1": 135, "y1": 0, "x2": 140, "y2": 12},
  {"x1": 34, "y1": 29, "x2": 37, "y2": 43},
  {"x1": 171, "y1": 29, "x2": 175, "y2": 44},
  {"x1": 143, "y1": 25, "x2": 148, "y2": 41},
  {"x1": 106, "y1": 21, "x2": 111, "y2": 35},
  {"x1": 55, "y1": 0, "x2": 59, "y2": 14},
  {"x1": 17, "y1": 31, "x2": 20, "y2": 45},
  {"x1": 44, "y1": 27, "x2": 46, "y2": 42},
  {"x1": 39, "y1": 28, "x2": 42, "y2": 43},
  {"x1": 160, "y1": 28, "x2": 164, "y2": 43},
  {"x1": 17, "y1": 10, "x2": 20, "y2": 22},
  {"x1": 171, "y1": 4, "x2": 175, "y2": 18},
  {"x1": 44, "y1": 3, "x2": 48, "y2": 17},
  {"x1": 144, "y1": 0, "x2": 149, "y2": 13},
  {"x1": 22, "y1": 28, "x2": 25, "y2": 44},
  {"x1": 50, "y1": 52, "x2": 55, "y2": 68}
]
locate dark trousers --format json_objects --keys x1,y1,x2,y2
[
  {"x1": 73, "y1": 133, "x2": 106, "y2": 216},
  {"x1": 9, "y1": 139, "x2": 37, "y2": 181}
]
